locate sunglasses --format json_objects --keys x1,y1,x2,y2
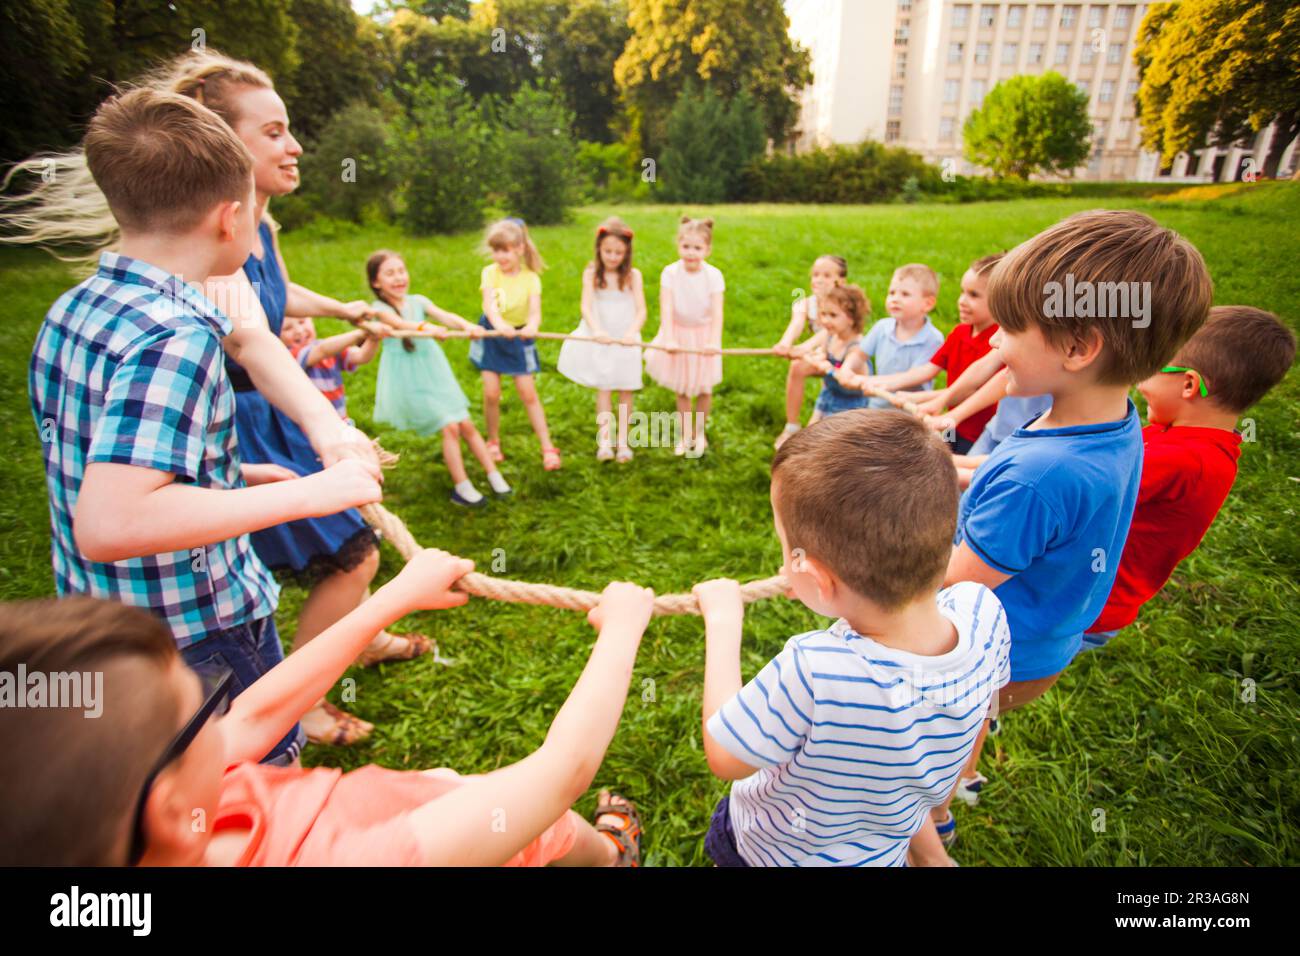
[
  {"x1": 127, "y1": 668, "x2": 234, "y2": 866},
  {"x1": 1160, "y1": 365, "x2": 1209, "y2": 398}
]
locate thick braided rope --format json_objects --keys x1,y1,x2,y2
[{"x1": 360, "y1": 501, "x2": 789, "y2": 617}]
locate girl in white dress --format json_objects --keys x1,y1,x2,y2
[{"x1": 557, "y1": 218, "x2": 647, "y2": 462}]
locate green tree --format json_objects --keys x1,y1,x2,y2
[
  {"x1": 615, "y1": 0, "x2": 811, "y2": 152},
  {"x1": 660, "y1": 84, "x2": 765, "y2": 202},
  {"x1": 1134, "y1": 0, "x2": 1300, "y2": 179},
  {"x1": 962, "y1": 72, "x2": 1091, "y2": 179},
  {"x1": 496, "y1": 82, "x2": 580, "y2": 224},
  {"x1": 281, "y1": 0, "x2": 389, "y2": 142},
  {"x1": 0, "y1": 0, "x2": 88, "y2": 162}
]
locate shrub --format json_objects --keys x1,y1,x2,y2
[
  {"x1": 660, "y1": 85, "x2": 766, "y2": 203},
  {"x1": 738, "y1": 141, "x2": 941, "y2": 203},
  {"x1": 496, "y1": 82, "x2": 581, "y2": 225}
]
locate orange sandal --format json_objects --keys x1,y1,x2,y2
[
  {"x1": 541, "y1": 447, "x2": 562, "y2": 471},
  {"x1": 355, "y1": 631, "x2": 434, "y2": 668},
  {"x1": 304, "y1": 700, "x2": 373, "y2": 747},
  {"x1": 592, "y1": 789, "x2": 642, "y2": 867}
]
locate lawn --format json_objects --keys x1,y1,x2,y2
[{"x1": 2, "y1": 185, "x2": 1297, "y2": 865}]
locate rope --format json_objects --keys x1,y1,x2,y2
[{"x1": 359, "y1": 500, "x2": 789, "y2": 618}]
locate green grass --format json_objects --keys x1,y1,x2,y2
[{"x1": 3, "y1": 185, "x2": 1298, "y2": 865}]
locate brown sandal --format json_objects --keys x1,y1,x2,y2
[
  {"x1": 593, "y1": 789, "x2": 642, "y2": 867},
  {"x1": 305, "y1": 701, "x2": 373, "y2": 747},
  {"x1": 356, "y1": 631, "x2": 434, "y2": 668}
]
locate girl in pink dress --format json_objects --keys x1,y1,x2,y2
[{"x1": 646, "y1": 217, "x2": 725, "y2": 456}]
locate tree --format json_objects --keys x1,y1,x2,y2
[
  {"x1": 615, "y1": 0, "x2": 811, "y2": 153},
  {"x1": 0, "y1": 0, "x2": 88, "y2": 162},
  {"x1": 660, "y1": 84, "x2": 765, "y2": 202},
  {"x1": 962, "y1": 72, "x2": 1091, "y2": 179},
  {"x1": 1134, "y1": 0, "x2": 1300, "y2": 179},
  {"x1": 496, "y1": 82, "x2": 580, "y2": 224},
  {"x1": 281, "y1": 0, "x2": 389, "y2": 142}
]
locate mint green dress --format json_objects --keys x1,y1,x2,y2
[{"x1": 372, "y1": 295, "x2": 471, "y2": 435}]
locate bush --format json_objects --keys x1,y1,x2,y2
[
  {"x1": 575, "y1": 140, "x2": 645, "y2": 202},
  {"x1": 660, "y1": 85, "x2": 766, "y2": 203},
  {"x1": 398, "y1": 75, "x2": 496, "y2": 235},
  {"x1": 738, "y1": 141, "x2": 941, "y2": 203},
  {"x1": 496, "y1": 82, "x2": 581, "y2": 225}
]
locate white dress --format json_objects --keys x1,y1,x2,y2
[{"x1": 557, "y1": 283, "x2": 643, "y2": 390}]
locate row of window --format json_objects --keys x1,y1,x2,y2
[
  {"x1": 933, "y1": 76, "x2": 1139, "y2": 107},
  {"x1": 951, "y1": 4, "x2": 1135, "y2": 32},
  {"x1": 948, "y1": 39, "x2": 1127, "y2": 65},
  {"x1": 934, "y1": 115, "x2": 1133, "y2": 142}
]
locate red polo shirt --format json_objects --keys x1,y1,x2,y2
[
  {"x1": 930, "y1": 322, "x2": 999, "y2": 442},
  {"x1": 1089, "y1": 424, "x2": 1242, "y2": 633}
]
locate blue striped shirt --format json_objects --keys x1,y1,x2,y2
[
  {"x1": 29, "y1": 252, "x2": 278, "y2": 645},
  {"x1": 707, "y1": 582, "x2": 1011, "y2": 866}
]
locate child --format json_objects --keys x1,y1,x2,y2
[
  {"x1": 861, "y1": 255, "x2": 1003, "y2": 453},
  {"x1": 772, "y1": 254, "x2": 849, "y2": 448},
  {"x1": 557, "y1": 217, "x2": 647, "y2": 463},
  {"x1": 646, "y1": 217, "x2": 725, "y2": 456},
  {"x1": 279, "y1": 315, "x2": 382, "y2": 424},
  {"x1": 368, "y1": 250, "x2": 512, "y2": 507},
  {"x1": 935, "y1": 209, "x2": 1212, "y2": 839},
  {"x1": 803, "y1": 284, "x2": 871, "y2": 422},
  {"x1": 25, "y1": 88, "x2": 382, "y2": 766},
  {"x1": 1084, "y1": 306, "x2": 1296, "y2": 649},
  {"x1": 848, "y1": 264, "x2": 945, "y2": 413},
  {"x1": 469, "y1": 218, "x2": 561, "y2": 470},
  {"x1": 0, "y1": 550, "x2": 653, "y2": 866},
  {"x1": 695, "y1": 411, "x2": 1011, "y2": 867}
]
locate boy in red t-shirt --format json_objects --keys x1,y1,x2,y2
[
  {"x1": 861, "y1": 254, "x2": 1002, "y2": 453},
  {"x1": 1085, "y1": 306, "x2": 1296, "y2": 647}
]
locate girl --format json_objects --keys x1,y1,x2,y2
[
  {"x1": 646, "y1": 217, "x2": 725, "y2": 456},
  {"x1": 280, "y1": 316, "x2": 382, "y2": 424},
  {"x1": 469, "y1": 218, "x2": 561, "y2": 470},
  {"x1": 557, "y1": 218, "x2": 646, "y2": 462},
  {"x1": 807, "y1": 284, "x2": 871, "y2": 422},
  {"x1": 772, "y1": 254, "x2": 849, "y2": 448},
  {"x1": 367, "y1": 250, "x2": 512, "y2": 507}
]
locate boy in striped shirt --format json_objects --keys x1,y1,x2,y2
[{"x1": 694, "y1": 411, "x2": 1011, "y2": 866}]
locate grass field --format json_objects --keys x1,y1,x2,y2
[{"x1": 2, "y1": 184, "x2": 1297, "y2": 866}]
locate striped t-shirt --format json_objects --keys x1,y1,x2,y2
[{"x1": 707, "y1": 582, "x2": 1010, "y2": 867}]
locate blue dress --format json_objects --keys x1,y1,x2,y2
[
  {"x1": 814, "y1": 338, "x2": 870, "y2": 417},
  {"x1": 226, "y1": 221, "x2": 376, "y2": 580}
]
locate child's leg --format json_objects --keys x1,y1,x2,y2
[
  {"x1": 461, "y1": 420, "x2": 496, "y2": 474},
  {"x1": 695, "y1": 391, "x2": 712, "y2": 434},
  {"x1": 513, "y1": 374, "x2": 554, "y2": 450},
  {"x1": 907, "y1": 813, "x2": 954, "y2": 867},
  {"x1": 596, "y1": 389, "x2": 612, "y2": 448},
  {"x1": 674, "y1": 393, "x2": 693, "y2": 449},
  {"x1": 548, "y1": 811, "x2": 619, "y2": 867},
  {"x1": 441, "y1": 424, "x2": 469, "y2": 484},
  {"x1": 784, "y1": 358, "x2": 814, "y2": 424},
  {"x1": 617, "y1": 391, "x2": 634, "y2": 448},
  {"x1": 481, "y1": 371, "x2": 503, "y2": 445}
]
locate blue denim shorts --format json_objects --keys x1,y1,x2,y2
[{"x1": 180, "y1": 615, "x2": 305, "y2": 765}]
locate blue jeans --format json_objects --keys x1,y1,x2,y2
[{"x1": 180, "y1": 615, "x2": 305, "y2": 765}]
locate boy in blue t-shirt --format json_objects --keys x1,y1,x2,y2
[{"x1": 932, "y1": 209, "x2": 1213, "y2": 841}]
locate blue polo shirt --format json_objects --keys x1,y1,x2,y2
[
  {"x1": 860, "y1": 317, "x2": 946, "y2": 409},
  {"x1": 956, "y1": 401, "x2": 1142, "y2": 680}
]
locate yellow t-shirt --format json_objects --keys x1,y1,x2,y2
[{"x1": 480, "y1": 264, "x2": 541, "y2": 328}]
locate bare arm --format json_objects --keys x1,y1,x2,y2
[
  {"x1": 658, "y1": 283, "x2": 677, "y2": 349},
  {"x1": 481, "y1": 286, "x2": 515, "y2": 335},
  {"x1": 773, "y1": 298, "x2": 809, "y2": 353},
  {"x1": 946, "y1": 367, "x2": 1011, "y2": 427},
  {"x1": 695, "y1": 580, "x2": 761, "y2": 781},
  {"x1": 302, "y1": 329, "x2": 369, "y2": 368},
  {"x1": 580, "y1": 267, "x2": 605, "y2": 339},
  {"x1": 265, "y1": 226, "x2": 374, "y2": 325},
  {"x1": 709, "y1": 291, "x2": 724, "y2": 349},
  {"x1": 868, "y1": 361, "x2": 942, "y2": 392},
  {"x1": 944, "y1": 542, "x2": 1012, "y2": 590},
  {"x1": 520, "y1": 292, "x2": 542, "y2": 338},
  {"x1": 630, "y1": 269, "x2": 647, "y2": 339}
]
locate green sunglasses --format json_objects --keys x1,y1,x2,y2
[{"x1": 1160, "y1": 365, "x2": 1209, "y2": 398}]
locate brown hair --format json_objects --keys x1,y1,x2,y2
[
  {"x1": 772, "y1": 411, "x2": 958, "y2": 610},
  {"x1": 823, "y1": 284, "x2": 871, "y2": 334},
  {"x1": 970, "y1": 252, "x2": 1004, "y2": 277},
  {"x1": 677, "y1": 216, "x2": 714, "y2": 245},
  {"x1": 484, "y1": 218, "x2": 545, "y2": 273},
  {"x1": 593, "y1": 216, "x2": 634, "y2": 291},
  {"x1": 1173, "y1": 305, "x2": 1296, "y2": 412},
  {"x1": 892, "y1": 263, "x2": 939, "y2": 298},
  {"x1": 83, "y1": 88, "x2": 254, "y2": 235},
  {"x1": 988, "y1": 209, "x2": 1213, "y2": 385},
  {"x1": 815, "y1": 254, "x2": 848, "y2": 278},
  {"x1": 0, "y1": 597, "x2": 183, "y2": 866},
  {"x1": 366, "y1": 248, "x2": 417, "y2": 352}
]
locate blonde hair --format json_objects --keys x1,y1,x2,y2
[
  {"x1": 677, "y1": 216, "x2": 714, "y2": 245},
  {"x1": 892, "y1": 263, "x2": 939, "y2": 298},
  {"x1": 484, "y1": 218, "x2": 545, "y2": 274},
  {"x1": 0, "y1": 49, "x2": 273, "y2": 268}
]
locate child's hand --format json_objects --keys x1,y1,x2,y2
[
  {"x1": 661, "y1": 339, "x2": 679, "y2": 354},
  {"x1": 587, "y1": 581, "x2": 656, "y2": 635},
  {"x1": 319, "y1": 425, "x2": 383, "y2": 478},
  {"x1": 833, "y1": 365, "x2": 857, "y2": 388},
  {"x1": 621, "y1": 332, "x2": 639, "y2": 346},
  {"x1": 430, "y1": 325, "x2": 450, "y2": 340},
  {"x1": 592, "y1": 331, "x2": 613, "y2": 345},
  {"x1": 693, "y1": 578, "x2": 743, "y2": 624},
  {"x1": 772, "y1": 342, "x2": 792, "y2": 357},
  {"x1": 519, "y1": 324, "x2": 539, "y2": 341},
  {"x1": 338, "y1": 301, "x2": 374, "y2": 323},
  {"x1": 389, "y1": 549, "x2": 475, "y2": 612},
  {"x1": 913, "y1": 395, "x2": 946, "y2": 416},
  {"x1": 241, "y1": 462, "x2": 299, "y2": 486},
  {"x1": 924, "y1": 414, "x2": 956, "y2": 435},
  {"x1": 306, "y1": 458, "x2": 383, "y2": 515}
]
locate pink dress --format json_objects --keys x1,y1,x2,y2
[{"x1": 646, "y1": 260, "x2": 725, "y2": 397}]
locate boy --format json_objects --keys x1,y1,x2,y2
[
  {"x1": 857, "y1": 254, "x2": 1003, "y2": 453},
  {"x1": 850, "y1": 264, "x2": 945, "y2": 410},
  {"x1": 935, "y1": 209, "x2": 1213, "y2": 833},
  {"x1": 1085, "y1": 306, "x2": 1296, "y2": 647},
  {"x1": 695, "y1": 411, "x2": 1011, "y2": 866},
  {"x1": 0, "y1": 550, "x2": 652, "y2": 866},
  {"x1": 27, "y1": 89, "x2": 382, "y2": 764}
]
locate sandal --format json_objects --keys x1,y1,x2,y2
[
  {"x1": 615, "y1": 445, "x2": 633, "y2": 464},
  {"x1": 542, "y1": 447, "x2": 562, "y2": 471},
  {"x1": 596, "y1": 442, "x2": 615, "y2": 462},
  {"x1": 356, "y1": 631, "x2": 435, "y2": 668},
  {"x1": 303, "y1": 700, "x2": 373, "y2": 747},
  {"x1": 592, "y1": 789, "x2": 642, "y2": 867},
  {"x1": 486, "y1": 441, "x2": 505, "y2": 463}
]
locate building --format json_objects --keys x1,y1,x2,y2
[{"x1": 786, "y1": 0, "x2": 1297, "y2": 182}]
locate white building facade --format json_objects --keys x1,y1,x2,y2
[{"x1": 786, "y1": 0, "x2": 1297, "y2": 181}]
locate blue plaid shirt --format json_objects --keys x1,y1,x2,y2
[{"x1": 29, "y1": 252, "x2": 278, "y2": 646}]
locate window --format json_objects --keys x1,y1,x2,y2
[
  {"x1": 1093, "y1": 121, "x2": 1106, "y2": 145},
  {"x1": 1114, "y1": 6, "x2": 1133, "y2": 29},
  {"x1": 1003, "y1": 43, "x2": 1019, "y2": 65},
  {"x1": 1076, "y1": 79, "x2": 1090, "y2": 98},
  {"x1": 952, "y1": 4, "x2": 970, "y2": 27},
  {"x1": 1055, "y1": 42, "x2": 1070, "y2": 64},
  {"x1": 1100, "y1": 79, "x2": 1115, "y2": 103},
  {"x1": 948, "y1": 41, "x2": 965, "y2": 63},
  {"x1": 895, "y1": 52, "x2": 908, "y2": 77},
  {"x1": 1117, "y1": 119, "x2": 1132, "y2": 142},
  {"x1": 1088, "y1": 5, "x2": 1105, "y2": 29},
  {"x1": 1061, "y1": 5, "x2": 1078, "y2": 28},
  {"x1": 1033, "y1": 5, "x2": 1049, "y2": 28},
  {"x1": 1008, "y1": 6, "x2": 1024, "y2": 28},
  {"x1": 1028, "y1": 42, "x2": 1044, "y2": 64},
  {"x1": 1108, "y1": 42, "x2": 1123, "y2": 64},
  {"x1": 975, "y1": 42, "x2": 990, "y2": 64},
  {"x1": 940, "y1": 117, "x2": 956, "y2": 141},
  {"x1": 898, "y1": 0, "x2": 912, "y2": 9},
  {"x1": 970, "y1": 79, "x2": 986, "y2": 106},
  {"x1": 979, "y1": 4, "x2": 996, "y2": 28},
  {"x1": 895, "y1": 23, "x2": 910, "y2": 45},
  {"x1": 1127, "y1": 79, "x2": 1140, "y2": 100},
  {"x1": 886, "y1": 119, "x2": 901, "y2": 142},
  {"x1": 1113, "y1": 159, "x2": 1127, "y2": 177},
  {"x1": 889, "y1": 85, "x2": 904, "y2": 116},
  {"x1": 944, "y1": 79, "x2": 960, "y2": 103},
  {"x1": 1081, "y1": 43, "x2": 1095, "y2": 65}
]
